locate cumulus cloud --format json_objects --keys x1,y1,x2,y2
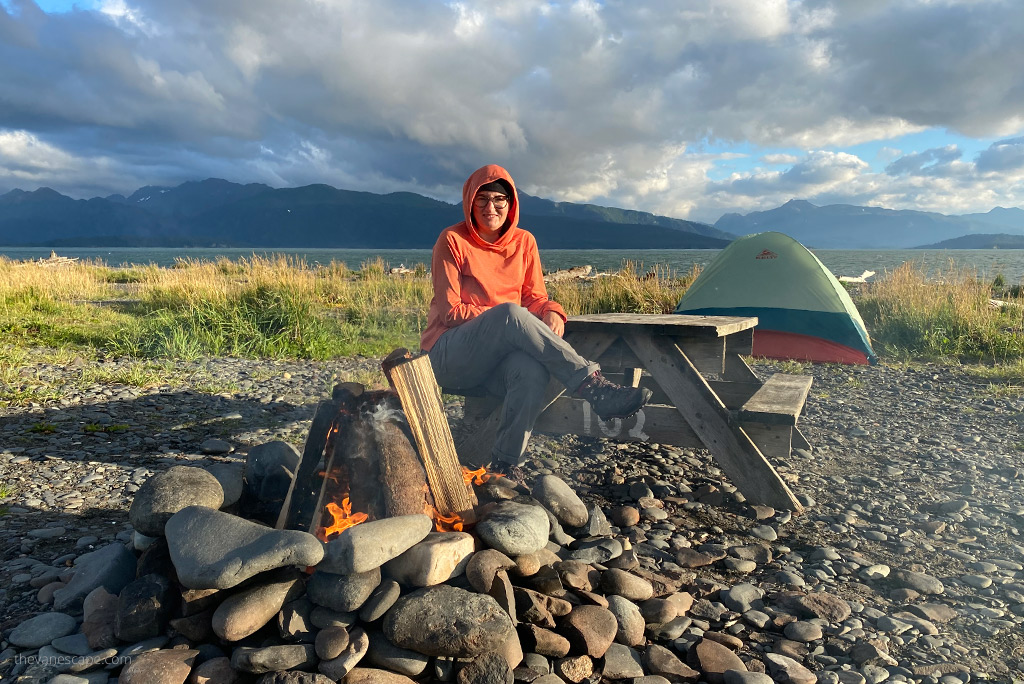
[
  {"x1": 761, "y1": 153, "x2": 800, "y2": 165},
  {"x1": 885, "y1": 145, "x2": 963, "y2": 176},
  {"x1": 975, "y1": 137, "x2": 1024, "y2": 173},
  {"x1": 0, "y1": 0, "x2": 1023, "y2": 220}
]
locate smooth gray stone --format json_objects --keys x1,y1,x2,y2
[
  {"x1": 475, "y1": 502, "x2": 550, "y2": 556},
  {"x1": 532, "y1": 475, "x2": 589, "y2": 528},
  {"x1": 318, "y1": 627, "x2": 369, "y2": 680},
  {"x1": 201, "y1": 438, "x2": 235, "y2": 454},
  {"x1": 118, "y1": 649, "x2": 198, "y2": 684},
  {"x1": 320, "y1": 515, "x2": 433, "y2": 574},
  {"x1": 315, "y1": 625, "x2": 350, "y2": 660},
  {"x1": 53, "y1": 543, "x2": 137, "y2": 612},
  {"x1": 384, "y1": 585, "x2": 514, "y2": 657},
  {"x1": 128, "y1": 465, "x2": 224, "y2": 536},
  {"x1": 242, "y1": 442, "x2": 298, "y2": 497},
  {"x1": 783, "y1": 620, "x2": 823, "y2": 642},
  {"x1": 9, "y1": 612, "x2": 78, "y2": 648},
  {"x1": 232, "y1": 644, "x2": 317, "y2": 674},
  {"x1": 721, "y1": 583, "x2": 764, "y2": 613},
  {"x1": 165, "y1": 506, "x2": 324, "y2": 589},
  {"x1": 568, "y1": 537, "x2": 623, "y2": 563},
  {"x1": 360, "y1": 580, "x2": 402, "y2": 623},
  {"x1": 310, "y1": 606, "x2": 358, "y2": 629},
  {"x1": 206, "y1": 462, "x2": 245, "y2": 507},
  {"x1": 306, "y1": 567, "x2": 381, "y2": 612},
  {"x1": 606, "y1": 595, "x2": 645, "y2": 647},
  {"x1": 764, "y1": 652, "x2": 817, "y2": 684},
  {"x1": 51, "y1": 633, "x2": 92, "y2": 656},
  {"x1": 600, "y1": 643, "x2": 644, "y2": 679},
  {"x1": 724, "y1": 671, "x2": 775, "y2": 684},
  {"x1": 365, "y1": 630, "x2": 430, "y2": 676},
  {"x1": 893, "y1": 569, "x2": 945, "y2": 594}
]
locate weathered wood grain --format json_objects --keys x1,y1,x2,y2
[
  {"x1": 624, "y1": 333, "x2": 802, "y2": 512},
  {"x1": 739, "y1": 374, "x2": 813, "y2": 426}
]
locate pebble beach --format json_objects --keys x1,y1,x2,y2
[{"x1": 1, "y1": 351, "x2": 1023, "y2": 682}]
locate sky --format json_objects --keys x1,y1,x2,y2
[{"x1": 1, "y1": 0, "x2": 1023, "y2": 224}]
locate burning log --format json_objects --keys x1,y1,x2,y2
[
  {"x1": 373, "y1": 407, "x2": 432, "y2": 518},
  {"x1": 382, "y1": 348, "x2": 477, "y2": 516}
]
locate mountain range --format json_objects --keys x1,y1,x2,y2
[
  {"x1": 714, "y1": 200, "x2": 1024, "y2": 249},
  {"x1": 0, "y1": 179, "x2": 730, "y2": 250},
  {"x1": 1, "y1": 179, "x2": 1021, "y2": 249}
]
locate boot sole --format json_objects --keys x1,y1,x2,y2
[{"x1": 592, "y1": 389, "x2": 653, "y2": 421}]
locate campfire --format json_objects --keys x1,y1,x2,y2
[{"x1": 275, "y1": 353, "x2": 498, "y2": 543}]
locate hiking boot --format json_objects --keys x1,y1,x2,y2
[{"x1": 574, "y1": 371, "x2": 652, "y2": 420}]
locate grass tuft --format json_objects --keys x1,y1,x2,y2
[{"x1": 857, "y1": 261, "x2": 1024, "y2": 363}]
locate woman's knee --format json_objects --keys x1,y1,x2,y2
[{"x1": 493, "y1": 301, "x2": 531, "y2": 323}]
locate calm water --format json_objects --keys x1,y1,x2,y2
[{"x1": 4, "y1": 247, "x2": 1024, "y2": 283}]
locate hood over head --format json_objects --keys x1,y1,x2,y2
[{"x1": 462, "y1": 164, "x2": 520, "y2": 248}]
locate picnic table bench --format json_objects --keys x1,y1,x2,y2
[{"x1": 450, "y1": 313, "x2": 812, "y2": 512}]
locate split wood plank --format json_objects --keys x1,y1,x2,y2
[
  {"x1": 383, "y1": 351, "x2": 476, "y2": 515},
  {"x1": 276, "y1": 397, "x2": 342, "y2": 530},
  {"x1": 623, "y1": 333, "x2": 803, "y2": 512}
]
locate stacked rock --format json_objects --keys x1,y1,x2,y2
[{"x1": 3, "y1": 441, "x2": 962, "y2": 684}]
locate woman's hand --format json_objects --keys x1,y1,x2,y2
[{"x1": 543, "y1": 311, "x2": 565, "y2": 337}]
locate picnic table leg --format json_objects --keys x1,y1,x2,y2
[
  {"x1": 724, "y1": 330, "x2": 759, "y2": 382},
  {"x1": 623, "y1": 333, "x2": 803, "y2": 512},
  {"x1": 793, "y1": 426, "x2": 813, "y2": 452},
  {"x1": 454, "y1": 331, "x2": 620, "y2": 469}
]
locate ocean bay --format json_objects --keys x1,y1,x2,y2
[{"x1": 3, "y1": 246, "x2": 1024, "y2": 283}]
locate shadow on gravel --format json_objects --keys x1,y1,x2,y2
[{"x1": 1, "y1": 388, "x2": 322, "y2": 462}]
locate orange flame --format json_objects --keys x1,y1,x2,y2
[
  {"x1": 320, "y1": 496, "x2": 368, "y2": 541},
  {"x1": 424, "y1": 501, "x2": 465, "y2": 533},
  {"x1": 461, "y1": 465, "x2": 497, "y2": 486}
]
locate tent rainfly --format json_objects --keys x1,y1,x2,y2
[{"x1": 675, "y1": 231, "x2": 878, "y2": 365}]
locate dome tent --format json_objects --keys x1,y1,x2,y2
[{"x1": 675, "y1": 231, "x2": 877, "y2": 365}]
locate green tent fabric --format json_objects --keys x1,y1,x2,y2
[{"x1": 675, "y1": 231, "x2": 877, "y2": 364}]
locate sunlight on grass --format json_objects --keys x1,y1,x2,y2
[
  {"x1": 549, "y1": 261, "x2": 700, "y2": 316},
  {"x1": 858, "y1": 261, "x2": 1024, "y2": 362},
  {"x1": 2, "y1": 255, "x2": 1024, "y2": 369}
]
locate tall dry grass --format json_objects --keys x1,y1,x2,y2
[
  {"x1": 857, "y1": 261, "x2": 1024, "y2": 361},
  {"x1": 4, "y1": 255, "x2": 1024, "y2": 366},
  {"x1": 549, "y1": 262, "x2": 701, "y2": 315}
]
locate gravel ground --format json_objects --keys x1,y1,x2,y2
[{"x1": 1, "y1": 351, "x2": 1022, "y2": 681}]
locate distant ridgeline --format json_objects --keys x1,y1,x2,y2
[
  {"x1": 714, "y1": 200, "x2": 1024, "y2": 249},
  {"x1": 914, "y1": 233, "x2": 1024, "y2": 249},
  {"x1": 0, "y1": 179, "x2": 731, "y2": 250}
]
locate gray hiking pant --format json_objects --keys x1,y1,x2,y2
[{"x1": 427, "y1": 302, "x2": 599, "y2": 466}]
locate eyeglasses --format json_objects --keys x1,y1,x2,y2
[{"x1": 473, "y1": 194, "x2": 509, "y2": 209}]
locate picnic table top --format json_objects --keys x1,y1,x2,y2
[{"x1": 565, "y1": 313, "x2": 759, "y2": 338}]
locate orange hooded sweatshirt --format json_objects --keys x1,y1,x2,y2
[{"x1": 420, "y1": 164, "x2": 567, "y2": 351}]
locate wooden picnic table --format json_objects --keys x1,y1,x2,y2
[{"x1": 455, "y1": 313, "x2": 810, "y2": 512}]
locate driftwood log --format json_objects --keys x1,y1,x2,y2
[{"x1": 374, "y1": 414, "x2": 432, "y2": 517}]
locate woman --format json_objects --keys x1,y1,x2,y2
[{"x1": 422, "y1": 164, "x2": 651, "y2": 471}]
